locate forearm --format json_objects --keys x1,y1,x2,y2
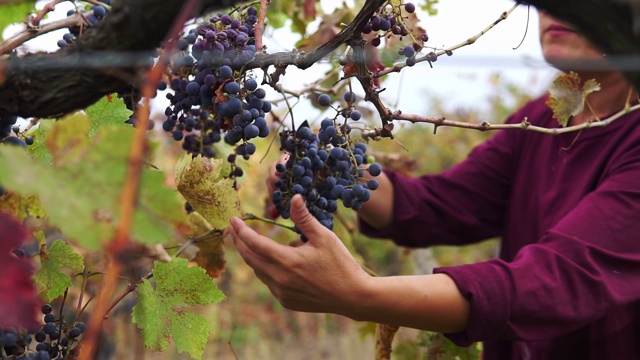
[
  {"x1": 358, "y1": 171, "x2": 395, "y2": 229},
  {"x1": 345, "y1": 273, "x2": 469, "y2": 334}
]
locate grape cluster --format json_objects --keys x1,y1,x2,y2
[
  {"x1": 0, "y1": 304, "x2": 85, "y2": 359},
  {"x1": 272, "y1": 95, "x2": 382, "y2": 241},
  {"x1": 58, "y1": 2, "x2": 111, "y2": 48},
  {"x1": 362, "y1": 2, "x2": 428, "y2": 66},
  {"x1": 160, "y1": 6, "x2": 269, "y2": 179}
]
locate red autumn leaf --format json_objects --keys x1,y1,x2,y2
[{"x1": 0, "y1": 212, "x2": 40, "y2": 331}]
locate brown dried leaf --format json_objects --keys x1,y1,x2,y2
[{"x1": 546, "y1": 71, "x2": 601, "y2": 127}]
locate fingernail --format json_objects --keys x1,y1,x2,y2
[{"x1": 230, "y1": 217, "x2": 241, "y2": 229}]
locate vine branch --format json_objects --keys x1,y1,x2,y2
[
  {"x1": 0, "y1": 10, "x2": 93, "y2": 55},
  {"x1": 391, "y1": 103, "x2": 640, "y2": 135}
]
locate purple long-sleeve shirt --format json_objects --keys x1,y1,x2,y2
[{"x1": 360, "y1": 95, "x2": 640, "y2": 359}]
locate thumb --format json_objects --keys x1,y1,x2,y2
[{"x1": 289, "y1": 194, "x2": 331, "y2": 244}]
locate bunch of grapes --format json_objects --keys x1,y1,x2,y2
[
  {"x1": 272, "y1": 93, "x2": 382, "y2": 241},
  {"x1": 58, "y1": 2, "x2": 112, "y2": 48},
  {"x1": 0, "y1": 304, "x2": 85, "y2": 359},
  {"x1": 160, "y1": 6, "x2": 270, "y2": 179},
  {"x1": 361, "y1": 2, "x2": 428, "y2": 66}
]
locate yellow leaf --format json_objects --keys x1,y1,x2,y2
[
  {"x1": 175, "y1": 155, "x2": 240, "y2": 230},
  {"x1": 546, "y1": 72, "x2": 601, "y2": 127},
  {"x1": 44, "y1": 112, "x2": 90, "y2": 165}
]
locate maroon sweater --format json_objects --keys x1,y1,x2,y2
[{"x1": 360, "y1": 96, "x2": 640, "y2": 359}]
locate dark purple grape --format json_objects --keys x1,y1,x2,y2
[
  {"x1": 318, "y1": 94, "x2": 331, "y2": 107},
  {"x1": 244, "y1": 78, "x2": 258, "y2": 91},
  {"x1": 343, "y1": 91, "x2": 357, "y2": 103},
  {"x1": 405, "y1": 3, "x2": 416, "y2": 13},
  {"x1": 368, "y1": 162, "x2": 382, "y2": 176}
]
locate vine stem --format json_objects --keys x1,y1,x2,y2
[
  {"x1": 253, "y1": 0, "x2": 269, "y2": 53},
  {"x1": 243, "y1": 213, "x2": 296, "y2": 232},
  {"x1": 392, "y1": 102, "x2": 640, "y2": 135},
  {"x1": 77, "y1": 1, "x2": 203, "y2": 359},
  {"x1": 30, "y1": 0, "x2": 70, "y2": 27},
  {"x1": 0, "y1": 10, "x2": 93, "y2": 55}
]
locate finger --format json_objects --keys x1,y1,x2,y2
[
  {"x1": 228, "y1": 220, "x2": 260, "y2": 268},
  {"x1": 230, "y1": 217, "x2": 288, "y2": 260},
  {"x1": 289, "y1": 195, "x2": 333, "y2": 246}
]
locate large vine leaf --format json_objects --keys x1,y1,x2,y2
[
  {"x1": 132, "y1": 258, "x2": 226, "y2": 360},
  {"x1": 0, "y1": 2, "x2": 35, "y2": 41},
  {"x1": 175, "y1": 155, "x2": 240, "y2": 230},
  {"x1": 0, "y1": 212, "x2": 39, "y2": 330},
  {"x1": 0, "y1": 115, "x2": 187, "y2": 250},
  {"x1": 35, "y1": 240, "x2": 84, "y2": 301},
  {"x1": 546, "y1": 71, "x2": 601, "y2": 127}
]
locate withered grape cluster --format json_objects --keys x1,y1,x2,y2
[{"x1": 272, "y1": 93, "x2": 382, "y2": 241}]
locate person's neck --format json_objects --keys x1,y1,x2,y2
[{"x1": 570, "y1": 71, "x2": 637, "y2": 125}]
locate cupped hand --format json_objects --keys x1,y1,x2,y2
[{"x1": 229, "y1": 194, "x2": 372, "y2": 316}]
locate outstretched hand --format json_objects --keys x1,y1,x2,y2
[{"x1": 229, "y1": 194, "x2": 372, "y2": 316}]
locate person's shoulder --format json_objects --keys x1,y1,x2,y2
[{"x1": 504, "y1": 94, "x2": 553, "y2": 126}]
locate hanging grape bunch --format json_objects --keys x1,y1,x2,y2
[
  {"x1": 362, "y1": 2, "x2": 429, "y2": 66},
  {"x1": 57, "y1": 1, "x2": 112, "y2": 48},
  {"x1": 0, "y1": 304, "x2": 85, "y2": 360},
  {"x1": 161, "y1": 6, "x2": 271, "y2": 179},
  {"x1": 272, "y1": 92, "x2": 383, "y2": 242}
]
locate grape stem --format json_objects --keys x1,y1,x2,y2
[{"x1": 243, "y1": 213, "x2": 297, "y2": 232}]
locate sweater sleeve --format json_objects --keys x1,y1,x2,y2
[
  {"x1": 359, "y1": 125, "x2": 518, "y2": 247},
  {"x1": 434, "y1": 147, "x2": 640, "y2": 345}
]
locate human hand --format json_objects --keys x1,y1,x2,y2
[{"x1": 229, "y1": 194, "x2": 372, "y2": 316}]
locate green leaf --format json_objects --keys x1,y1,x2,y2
[
  {"x1": 132, "y1": 258, "x2": 225, "y2": 359},
  {"x1": 35, "y1": 240, "x2": 84, "y2": 301},
  {"x1": 0, "y1": 2, "x2": 35, "y2": 41},
  {"x1": 27, "y1": 119, "x2": 54, "y2": 164},
  {"x1": 175, "y1": 155, "x2": 240, "y2": 230},
  {"x1": 0, "y1": 121, "x2": 187, "y2": 250},
  {"x1": 85, "y1": 95, "x2": 133, "y2": 136},
  {"x1": 420, "y1": 0, "x2": 439, "y2": 16}
]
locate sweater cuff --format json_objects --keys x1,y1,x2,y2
[{"x1": 433, "y1": 259, "x2": 512, "y2": 346}]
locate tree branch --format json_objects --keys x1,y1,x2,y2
[{"x1": 0, "y1": 0, "x2": 245, "y2": 118}]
